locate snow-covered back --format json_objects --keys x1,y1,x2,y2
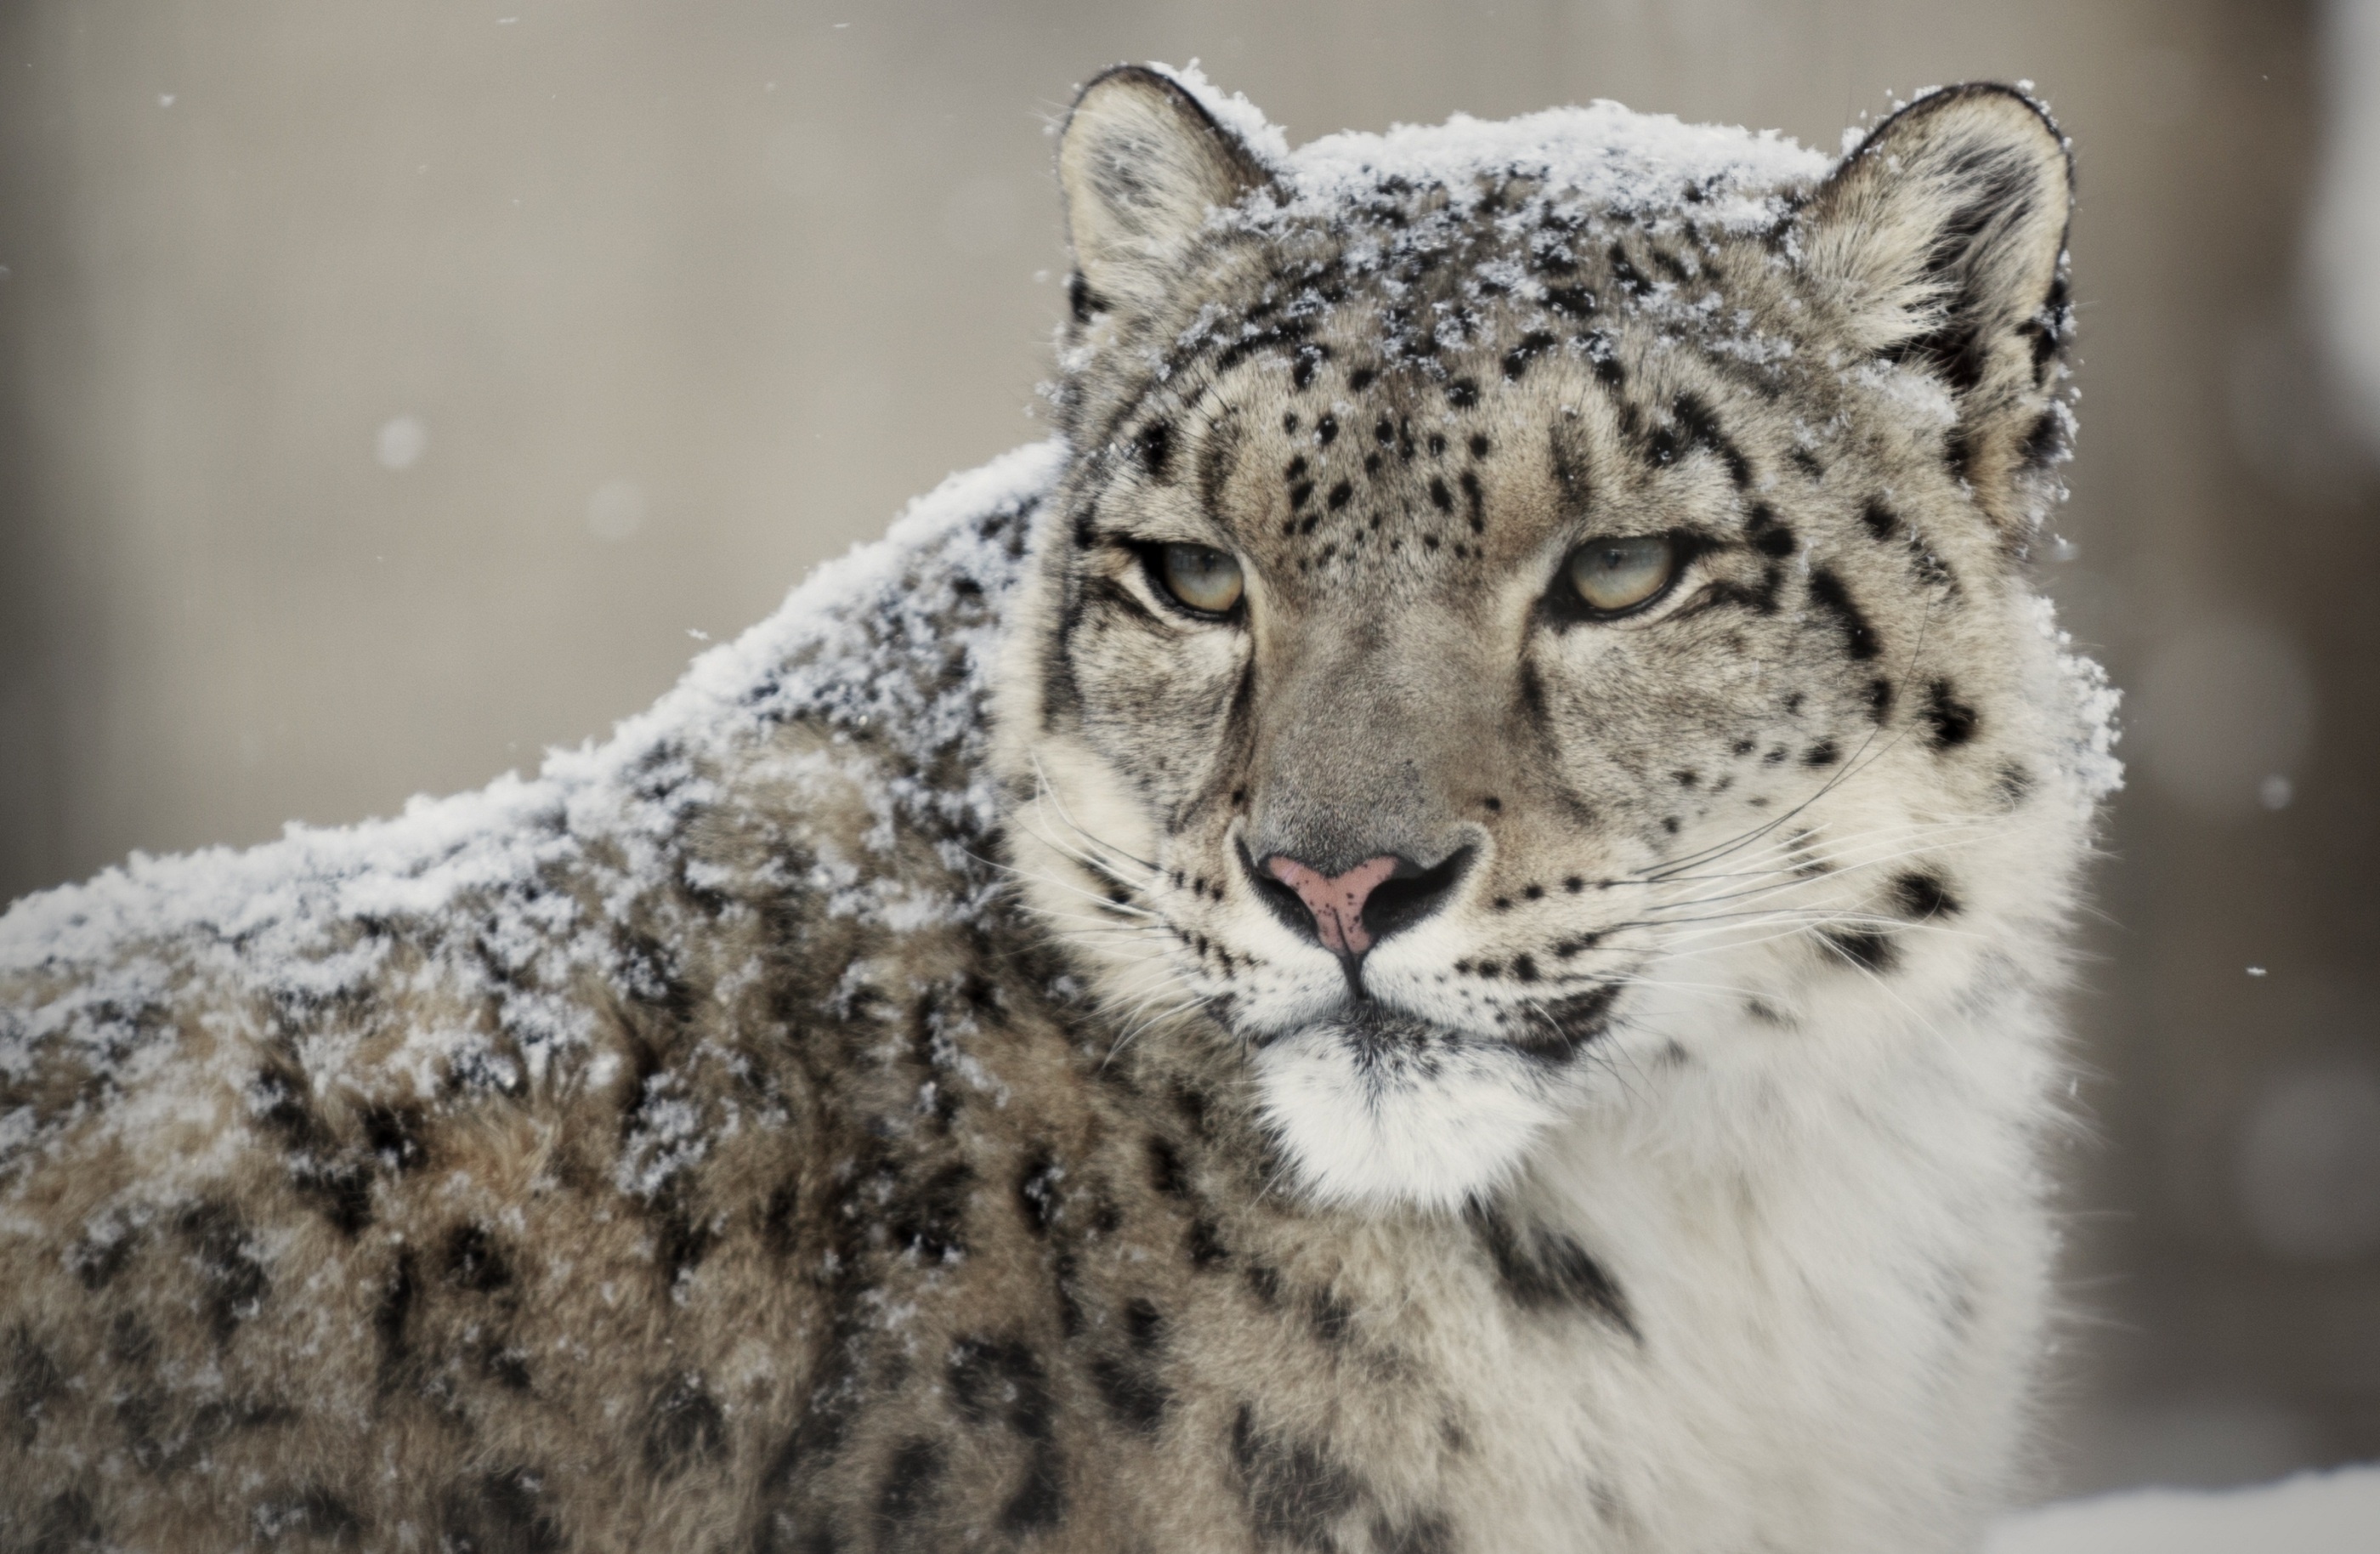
[{"x1": 0, "y1": 440, "x2": 1065, "y2": 1107}]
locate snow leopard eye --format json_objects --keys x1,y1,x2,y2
[
  {"x1": 1153, "y1": 542, "x2": 1245, "y2": 616},
  {"x1": 1566, "y1": 535, "x2": 1678, "y2": 615}
]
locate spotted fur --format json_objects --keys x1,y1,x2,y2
[{"x1": 1, "y1": 68, "x2": 2114, "y2": 1553}]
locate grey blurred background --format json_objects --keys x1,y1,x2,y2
[{"x1": 3, "y1": 0, "x2": 2376, "y2": 1504}]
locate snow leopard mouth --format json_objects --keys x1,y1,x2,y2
[{"x1": 1258, "y1": 982, "x2": 1622, "y2": 1073}]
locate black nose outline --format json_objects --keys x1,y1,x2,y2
[{"x1": 1238, "y1": 842, "x2": 1476, "y2": 962}]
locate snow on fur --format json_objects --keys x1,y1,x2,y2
[
  {"x1": 0, "y1": 440, "x2": 1064, "y2": 1118},
  {"x1": 1159, "y1": 60, "x2": 1828, "y2": 230}
]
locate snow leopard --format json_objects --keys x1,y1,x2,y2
[{"x1": 0, "y1": 65, "x2": 2115, "y2": 1554}]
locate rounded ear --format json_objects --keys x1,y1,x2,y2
[
  {"x1": 1058, "y1": 65, "x2": 1274, "y2": 322},
  {"x1": 1799, "y1": 85, "x2": 2075, "y2": 531},
  {"x1": 1802, "y1": 84, "x2": 2071, "y2": 359}
]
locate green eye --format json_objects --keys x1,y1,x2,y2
[
  {"x1": 1567, "y1": 535, "x2": 1678, "y2": 615},
  {"x1": 1157, "y1": 543, "x2": 1244, "y2": 615}
]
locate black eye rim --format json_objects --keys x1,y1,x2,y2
[
  {"x1": 1130, "y1": 539, "x2": 1248, "y2": 623},
  {"x1": 1540, "y1": 530, "x2": 1704, "y2": 627}
]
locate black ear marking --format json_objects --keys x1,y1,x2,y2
[{"x1": 1804, "y1": 85, "x2": 2074, "y2": 533}]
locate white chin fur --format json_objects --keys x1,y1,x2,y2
[{"x1": 1251, "y1": 1026, "x2": 1568, "y2": 1212}]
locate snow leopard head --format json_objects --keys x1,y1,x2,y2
[{"x1": 995, "y1": 66, "x2": 2088, "y2": 1211}]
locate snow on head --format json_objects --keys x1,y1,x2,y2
[{"x1": 1156, "y1": 58, "x2": 1829, "y2": 231}]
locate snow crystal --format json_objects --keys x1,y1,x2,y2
[
  {"x1": 2032, "y1": 595, "x2": 2124, "y2": 812},
  {"x1": 375, "y1": 414, "x2": 427, "y2": 470}
]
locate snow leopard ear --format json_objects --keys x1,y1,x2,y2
[
  {"x1": 1059, "y1": 65, "x2": 1274, "y2": 321},
  {"x1": 1800, "y1": 85, "x2": 2074, "y2": 530}
]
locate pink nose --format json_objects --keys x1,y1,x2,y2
[{"x1": 1265, "y1": 855, "x2": 1401, "y2": 956}]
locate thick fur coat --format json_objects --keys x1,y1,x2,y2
[{"x1": 1, "y1": 68, "x2": 2116, "y2": 1554}]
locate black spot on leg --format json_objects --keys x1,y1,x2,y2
[
  {"x1": 1090, "y1": 1355, "x2": 1170, "y2": 1433},
  {"x1": 1459, "y1": 468, "x2": 1485, "y2": 533},
  {"x1": 1803, "y1": 741, "x2": 1839, "y2": 768},
  {"x1": 1017, "y1": 1152, "x2": 1061, "y2": 1236},
  {"x1": 1001, "y1": 1443, "x2": 1068, "y2": 1534},
  {"x1": 1187, "y1": 1218, "x2": 1229, "y2": 1268},
  {"x1": 1867, "y1": 678, "x2": 1895, "y2": 722},
  {"x1": 178, "y1": 1201, "x2": 270, "y2": 1341},
  {"x1": 1231, "y1": 1405, "x2": 1365, "y2": 1551},
  {"x1": 1944, "y1": 424, "x2": 1973, "y2": 480},
  {"x1": 68, "y1": 1223, "x2": 139, "y2": 1291},
  {"x1": 2021, "y1": 406, "x2": 2066, "y2": 469},
  {"x1": 876, "y1": 1438, "x2": 946, "y2": 1527},
  {"x1": 440, "y1": 1467, "x2": 563, "y2": 1554},
  {"x1": 27, "y1": 1491, "x2": 103, "y2": 1553},
  {"x1": 1327, "y1": 479, "x2": 1353, "y2": 511},
  {"x1": 253, "y1": 1488, "x2": 365, "y2": 1545},
  {"x1": 445, "y1": 1222, "x2": 513, "y2": 1294},
  {"x1": 1148, "y1": 1137, "x2": 1189, "y2": 1199},
  {"x1": 657, "y1": 1205, "x2": 715, "y2": 1290},
  {"x1": 1374, "y1": 1513, "x2": 1457, "y2": 1554},
  {"x1": 1316, "y1": 414, "x2": 1339, "y2": 446},
  {"x1": 1544, "y1": 284, "x2": 1596, "y2": 317},
  {"x1": 1861, "y1": 498, "x2": 1900, "y2": 541},
  {"x1": 1501, "y1": 331, "x2": 1558, "y2": 380},
  {"x1": 360, "y1": 1104, "x2": 427, "y2": 1171},
  {"x1": 375, "y1": 1251, "x2": 416, "y2": 1374},
  {"x1": 947, "y1": 1336, "x2": 1054, "y2": 1441},
  {"x1": 1447, "y1": 378, "x2": 1479, "y2": 409},
  {"x1": 1308, "y1": 1290, "x2": 1355, "y2": 1348},
  {"x1": 644, "y1": 1374, "x2": 728, "y2": 1480},
  {"x1": 6, "y1": 1328, "x2": 63, "y2": 1449}
]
